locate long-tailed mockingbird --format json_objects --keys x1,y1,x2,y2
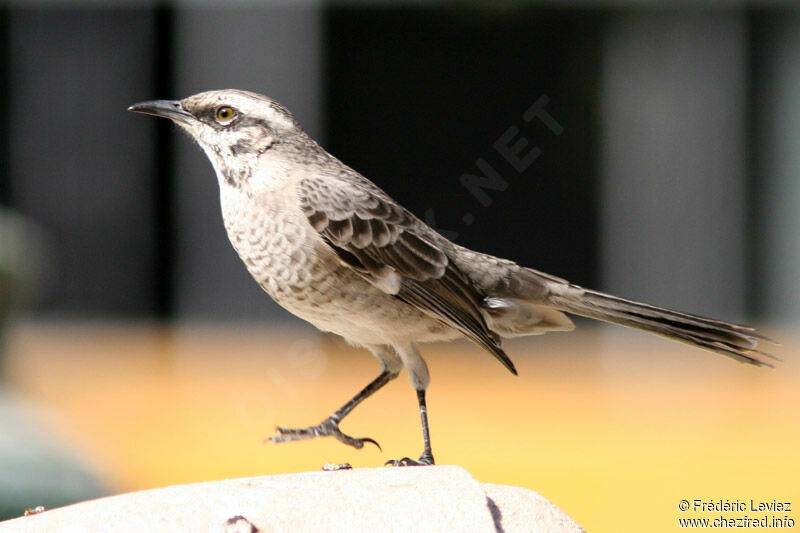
[{"x1": 129, "y1": 90, "x2": 773, "y2": 466}]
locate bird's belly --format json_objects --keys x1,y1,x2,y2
[{"x1": 221, "y1": 200, "x2": 451, "y2": 345}]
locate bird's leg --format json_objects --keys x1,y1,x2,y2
[
  {"x1": 417, "y1": 388, "x2": 435, "y2": 464},
  {"x1": 269, "y1": 369, "x2": 396, "y2": 450},
  {"x1": 386, "y1": 388, "x2": 435, "y2": 466}
]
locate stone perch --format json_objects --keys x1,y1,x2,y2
[{"x1": 0, "y1": 465, "x2": 583, "y2": 532}]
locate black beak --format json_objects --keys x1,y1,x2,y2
[{"x1": 127, "y1": 99, "x2": 194, "y2": 123}]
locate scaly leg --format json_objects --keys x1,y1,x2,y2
[
  {"x1": 269, "y1": 369, "x2": 397, "y2": 450},
  {"x1": 386, "y1": 388, "x2": 435, "y2": 466}
]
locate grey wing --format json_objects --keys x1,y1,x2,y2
[{"x1": 297, "y1": 173, "x2": 516, "y2": 375}]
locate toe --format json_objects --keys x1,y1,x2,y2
[
  {"x1": 384, "y1": 456, "x2": 434, "y2": 467},
  {"x1": 266, "y1": 420, "x2": 381, "y2": 452}
]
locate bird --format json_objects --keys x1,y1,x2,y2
[{"x1": 128, "y1": 89, "x2": 773, "y2": 466}]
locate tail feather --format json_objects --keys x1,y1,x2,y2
[{"x1": 548, "y1": 287, "x2": 774, "y2": 367}]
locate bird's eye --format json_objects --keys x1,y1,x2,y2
[{"x1": 215, "y1": 106, "x2": 236, "y2": 123}]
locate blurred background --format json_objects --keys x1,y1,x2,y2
[{"x1": 0, "y1": 1, "x2": 798, "y2": 531}]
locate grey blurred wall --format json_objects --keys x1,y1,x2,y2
[
  {"x1": 753, "y1": 11, "x2": 800, "y2": 324},
  {"x1": 601, "y1": 11, "x2": 748, "y2": 319},
  {"x1": 171, "y1": 5, "x2": 322, "y2": 320}
]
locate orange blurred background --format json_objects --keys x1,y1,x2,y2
[{"x1": 3, "y1": 321, "x2": 797, "y2": 532}]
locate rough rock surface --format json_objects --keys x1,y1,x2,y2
[{"x1": 0, "y1": 465, "x2": 584, "y2": 532}]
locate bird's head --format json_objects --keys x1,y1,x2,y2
[{"x1": 128, "y1": 89, "x2": 306, "y2": 190}]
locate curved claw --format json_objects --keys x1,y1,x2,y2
[{"x1": 359, "y1": 437, "x2": 382, "y2": 452}]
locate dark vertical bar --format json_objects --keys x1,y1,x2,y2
[
  {"x1": 743, "y1": 8, "x2": 761, "y2": 317},
  {"x1": 324, "y1": 7, "x2": 601, "y2": 287},
  {"x1": 0, "y1": 5, "x2": 9, "y2": 205},
  {"x1": 152, "y1": 3, "x2": 175, "y2": 318}
]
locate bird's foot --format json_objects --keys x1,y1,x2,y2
[
  {"x1": 267, "y1": 418, "x2": 381, "y2": 451},
  {"x1": 322, "y1": 462, "x2": 353, "y2": 471},
  {"x1": 384, "y1": 452, "x2": 435, "y2": 467}
]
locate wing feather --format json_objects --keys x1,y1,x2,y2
[{"x1": 297, "y1": 173, "x2": 516, "y2": 374}]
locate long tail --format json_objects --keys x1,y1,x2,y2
[{"x1": 547, "y1": 285, "x2": 776, "y2": 367}]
